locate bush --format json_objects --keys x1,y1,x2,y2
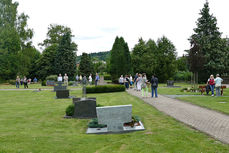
[
  {"x1": 86, "y1": 85, "x2": 125, "y2": 93},
  {"x1": 41, "y1": 80, "x2": 46, "y2": 86},
  {"x1": 8, "y1": 80, "x2": 16, "y2": 85},
  {"x1": 88, "y1": 118, "x2": 107, "y2": 128},
  {"x1": 104, "y1": 75, "x2": 111, "y2": 80},
  {"x1": 68, "y1": 81, "x2": 74, "y2": 86},
  {"x1": 66, "y1": 104, "x2": 74, "y2": 116},
  {"x1": 174, "y1": 71, "x2": 191, "y2": 82},
  {"x1": 46, "y1": 75, "x2": 57, "y2": 81}
]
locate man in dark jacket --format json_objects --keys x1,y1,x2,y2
[{"x1": 151, "y1": 75, "x2": 158, "y2": 98}]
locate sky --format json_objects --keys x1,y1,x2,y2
[{"x1": 15, "y1": 0, "x2": 229, "y2": 56}]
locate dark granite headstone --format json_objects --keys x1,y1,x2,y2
[
  {"x1": 54, "y1": 82, "x2": 67, "y2": 91},
  {"x1": 56, "y1": 89, "x2": 69, "y2": 98},
  {"x1": 73, "y1": 99, "x2": 97, "y2": 118},
  {"x1": 167, "y1": 80, "x2": 174, "y2": 87}
]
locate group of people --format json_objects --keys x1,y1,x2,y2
[
  {"x1": 119, "y1": 73, "x2": 159, "y2": 98},
  {"x1": 58, "y1": 73, "x2": 100, "y2": 86},
  {"x1": 206, "y1": 74, "x2": 223, "y2": 96}
]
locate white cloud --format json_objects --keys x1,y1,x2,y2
[{"x1": 15, "y1": 0, "x2": 229, "y2": 56}]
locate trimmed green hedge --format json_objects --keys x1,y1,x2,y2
[
  {"x1": 46, "y1": 75, "x2": 57, "y2": 81},
  {"x1": 86, "y1": 85, "x2": 125, "y2": 93},
  {"x1": 104, "y1": 75, "x2": 111, "y2": 80},
  {"x1": 66, "y1": 104, "x2": 74, "y2": 116}
]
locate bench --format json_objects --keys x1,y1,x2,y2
[{"x1": 199, "y1": 85, "x2": 226, "y2": 95}]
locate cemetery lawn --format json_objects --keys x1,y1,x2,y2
[
  {"x1": 177, "y1": 96, "x2": 229, "y2": 115},
  {"x1": 0, "y1": 90, "x2": 229, "y2": 153}
]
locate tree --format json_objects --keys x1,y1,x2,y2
[
  {"x1": 110, "y1": 36, "x2": 132, "y2": 82},
  {"x1": 188, "y1": 1, "x2": 228, "y2": 82},
  {"x1": 55, "y1": 31, "x2": 77, "y2": 79},
  {"x1": 131, "y1": 37, "x2": 177, "y2": 82},
  {"x1": 0, "y1": 0, "x2": 35, "y2": 80},
  {"x1": 79, "y1": 53, "x2": 94, "y2": 76}
]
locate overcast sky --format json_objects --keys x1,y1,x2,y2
[{"x1": 15, "y1": 0, "x2": 229, "y2": 56}]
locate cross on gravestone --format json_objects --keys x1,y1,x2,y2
[
  {"x1": 96, "y1": 105, "x2": 132, "y2": 132},
  {"x1": 81, "y1": 76, "x2": 88, "y2": 98}
]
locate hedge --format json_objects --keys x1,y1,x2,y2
[
  {"x1": 103, "y1": 75, "x2": 111, "y2": 80},
  {"x1": 86, "y1": 85, "x2": 125, "y2": 93},
  {"x1": 46, "y1": 75, "x2": 57, "y2": 81}
]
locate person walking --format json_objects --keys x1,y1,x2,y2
[
  {"x1": 151, "y1": 75, "x2": 158, "y2": 98},
  {"x1": 208, "y1": 75, "x2": 215, "y2": 96},
  {"x1": 214, "y1": 74, "x2": 223, "y2": 96},
  {"x1": 64, "y1": 73, "x2": 68, "y2": 86},
  {"x1": 95, "y1": 73, "x2": 99, "y2": 86},
  {"x1": 141, "y1": 74, "x2": 148, "y2": 97},
  {"x1": 16, "y1": 76, "x2": 20, "y2": 88},
  {"x1": 129, "y1": 74, "x2": 133, "y2": 88}
]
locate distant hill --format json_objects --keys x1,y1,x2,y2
[{"x1": 76, "y1": 51, "x2": 110, "y2": 63}]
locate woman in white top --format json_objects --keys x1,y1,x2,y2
[
  {"x1": 137, "y1": 74, "x2": 142, "y2": 91},
  {"x1": 119, "y1": 75, "x2": 124, "y2": 85},
  {"x1": 88, "y1": 74, "x2": 92, "y2": 85},
  {"x1": 57, "y1": 74, "x2": 63, "y2": 82}
]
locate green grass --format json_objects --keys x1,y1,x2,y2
[
  {"x1": 0, "y1": 90, "x2": 229, "y2": 152},
  {"x1": 177, "y1": 96, "x2": 229, "y2": 115}
]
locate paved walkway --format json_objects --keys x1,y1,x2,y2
[{"x1": 127, "y1": 89, "x2": 229, "y2": 144}]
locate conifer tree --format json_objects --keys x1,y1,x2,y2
[
  {"x1": 79, "y1": 53, "x2": 94, "y2": 77},
  {"x1": 55, "y1": 32, "x2": 77, "y2": 79},
  {"x1": 189, "y1": 1, "x2": 228, "y2": 81}
]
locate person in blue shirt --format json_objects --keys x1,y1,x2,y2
[
  {"x1": 214, "y1": 74, "x2": 223, "y2": 96},
  {"x1": 33, "y1": 77, "x2": 38, "y2": 83},
  {"x1": 95, "y1": 73, "x2": 100, "y2": 86}
]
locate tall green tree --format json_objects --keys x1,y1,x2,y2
[
  {"x1": 0, "y1": 0, "x2": 35, "y2": 80},
  {"x1": 55, "y1": 31, "x2": 77, "y2": 79},
  {"x1": 79, "y1": 53, "x2": 94, "y2": 76},
  {"x1": 110, "y1": 36, "x2": 132, "y2": 82},
  {"x1": 188, "y1": 1, "x2": 228, "y2": 81}
]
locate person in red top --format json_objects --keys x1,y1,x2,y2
[{"x1": 207, "y1": 75, "x2": 215, "y2": 96}]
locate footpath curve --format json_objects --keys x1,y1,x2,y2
[{"x1": 127, "y1": 89, "x2": 229, "y2": 144}]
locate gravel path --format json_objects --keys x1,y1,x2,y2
[{"x1": 127, "y1": 89, "x2": 229, "y2": 144}]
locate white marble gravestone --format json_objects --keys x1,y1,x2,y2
[{"x1": 96, "y1": 105, "x2": 132, "y2": 132}]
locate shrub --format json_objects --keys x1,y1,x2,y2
[
  {"x1": 46, "y1": 75, "x2": 57, "y2": 81},
  {"x1": 66, "y1": 104, "x2": 74, "y2": 116},
  {"x1": 174, "y1": 71, "x2": 191, "y2": 82},
  {"x1": 41, "y1": 80, "x2": 46, "y2": 86},
  {"x1": 8, "y1": 80, "x2": 16, "y2": 85},
  {"x1": 68, "y1": 81, "x2": 74, "y2": 86},
  {"x1": 88, "y1": 118, "x2": 106, "y2": 128},
  {"x1": 86, "y1": 85, "x2": 125, "y2": 93},
  {"x1": 104, "y1": 75, "x2": 111, "y2": 80}
]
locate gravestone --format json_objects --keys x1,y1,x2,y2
[
  {"x1": 96, "y1": 105, "x2": 132, "y2": 132},
  {"x1": 46, "y1": 80, "x2": 55, "y2": 86},
  {"x1": 167, "y1": 80, "x2": 174, "y2": 87},
  {"x1": 56, "y1": 89, "x2": 69, "y2": 99},
  {"x1": 54, "y1": 82, "x2": 67, "y2": 91},
  {"x1": 73, "y1": 98, "x2": 97, "y2": 118}
]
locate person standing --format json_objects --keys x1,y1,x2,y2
[
  {"x1": 57, "y1": 74, "x2": 63, "y2": 82},
  {"x1": 23, "y1": 76, "x2": 28, "y2": 88},
  {"x1": 208, "y1": 75, "x2": 215, "y2": 96},
  {"x1": 89, "y1": 74, "x2": 92, "y2": 85},
  {"x1": 79, "y1": 75, "x2": 82, "y2": 83},
  {"x1": 95, "y1": 73, "x2": 99, "y2": 86},
  {"x1": 124, "y1": 75, "x2": 130, "y2": 89},
  {"x1": 214, "y1": 74, "x2": 223, "y2": 96},
  {"x1": 151, "y1": 75, "x2": 158, "y2": 98},
  {"x1": 141, "y1": 74, "x2": 148, "y2": 97},
  {"x1": 137, "y1": 74, "x2": 142, "y2": 91},
  {"x1": 134, "y1": 73, "x2": 138, "y2": 90},
  {"x1": 119, "y1": 75, "x2": 124, "y2": 85},
  {"x1": 16, "y1": 76, "x2": 20, "y2": 88},
  {"x1": 129, "y1": 74, "x2": 133, "y2": 88},
  {"x1": 64, "y1": 73, "x2": 68, "y2": 86}
]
